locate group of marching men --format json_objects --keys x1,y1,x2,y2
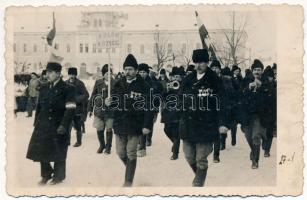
[{"x1": 25, "y1": 19, "x2": 277, "y2": 187}]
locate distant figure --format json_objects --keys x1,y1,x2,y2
[
  {"x1": 26, "y1": 72, "x2": 39, "y2": 117},
  {"x1": 66, "y1": 67, "x2": 89, "y2": 147}
]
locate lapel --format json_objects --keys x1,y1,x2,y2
[{"x1": 48, "y1": 79, "x2": 65, "y2": 99}]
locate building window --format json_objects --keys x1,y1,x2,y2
[
  {"x1": 99, "y1": 19, "x2": 102, "y2": 27},
  {"x1": 94, "y1": 19, "x2": 97, "y2": 27},
  {"x1": 196, "y1": 42, "x2": 201, "y2": 49},
  {"x1": 106, "y1": 48, "x2": 110, "y2": 53},
  {"x1": 112, "y1": 48, "x2": 116, "y2": 53},
  {"x1": 85, "y1": 43, "x2": 89, "y2": 53},
  {"x1": 167, "y1": 43, "x2": 172, "y2": 54},
  {"x1": 92, "y1": 44, "x2": 96, "y2": 53},
  {"x1": 127, "y1": 44, "x2": 132, "y2": 54},
  {"x1": 140, "y1": 44, "x2": 145, "y2": 54},
  {"x1": 98, "y1": 47, "x2": 102, "y2": 53},
  {"x1": 79, "y1": 43, "x2": 83, "y2": 53},
  {"x1": 182, "y1": 43, "x2": 187, "y2": 55},
  {"x1": 23, "y1": 44, "x2": 27, "y2": 53},
  {"x1": 67, "y1": 44, "x2": 70, "y2": 53},
  {"x1": 13, "y1": 43, "x2": 16, "y2": 52},
  {"x1": 55, "y1": 43, "x2": 59, "y2": 50}
]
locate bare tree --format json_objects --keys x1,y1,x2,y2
[
  {"x1": 219, "y1": 12, "x2": 249, "y2": 67},
  {"x1": 176, "y1": 38, "x2": 193, "y2": 67},
  {"x1": 154, "y1": 31, "x2": 174, "y2": 71}
]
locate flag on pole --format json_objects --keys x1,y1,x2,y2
[{"x1": 195, "y1": 11, "x2": 217, "y2": 61}]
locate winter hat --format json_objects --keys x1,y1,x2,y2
[
  {"x1": 30, "y1": 72, "x2": 39, "y2": 78},
  {"x1": 231, "y1": 65, "x2": 241, "y2": 73},
  {"x1": 263, "y1": 66, "x2": 274, "y2": 78},
  {"x1": 222, "y1": 67, "x2": 232, "y2": 76},
  {"x1": 101, "y1": 64, "x2": 112, "y2": 76},
  {"x1": 251, "y1": 59, "x2": 264, "y2": 71},
  {"x1": 192, "y1": 49, "x2": 209, "y2": 63},
  {"x1": 138, "y1": 63, "x2": 150, "y2": 73},
  {"x1": 159, "y1": 68, "x2": 166, "y2": 75},
  {"x1": 41, "y1": 69, "x2": 47, "y2": 76},
  {"x1": 46, "y1": 62, "x2": 62, "y2": 72},
  {"x1": 186, "y1": 64, "x2": 195, "y2": 72},
  {"x1": 123, "y1": 54, "x2": 138, "y2": 69},
  {"x1": 210, "y1": 60, "x2": 221, "y2": 69},
  {"x1": 68, "y1": 67, "x2": 78, "y2": 75}
]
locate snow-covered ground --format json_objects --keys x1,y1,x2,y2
[{"x1": 9, "y1": 111, "x2": 276, "y2": 188}]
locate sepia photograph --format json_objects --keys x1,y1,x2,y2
[{"x1": 4, "y1": 3, "x2": 303, "y2": 197}]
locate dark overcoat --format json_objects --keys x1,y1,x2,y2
[
  {"x1": 111, "y1": 75, "x2": 154, "y2": 136},
  {"x1": 66, "y1": 78, "x2": 89, "y2": 116},
  {"x1": 179, "y1": 69, "x2": 227, "y2": 143},
  {"x1": 26, "y1": 79, "x2": 76, "y2": 162}
]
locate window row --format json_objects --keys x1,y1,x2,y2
[{"x1": 14, "y1": 42, "x2": 203, "y2": 55}]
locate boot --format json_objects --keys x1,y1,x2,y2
[
  {"x1": 192, "y1": 167, "x2": 208, "y2": 187},
  {"x1": 213, "y1": 155, "x2": 220, "y2": 163},
  {"x1": 170, "y1": 153, "x2": 178, "y2": 160},
  {"x1": 251, "y1": 144, "x2": 260, "y2": 169},
  {"x1": 120, "y1": 156, "x2": 128, "y2": 166},
  {"x1": 220, "y1": 134, "x2": 226, "y2": 150},
  {"x1": 231, "y1": 125, "x2": 237, "y2": 146},
  {"x1": 189, "y1": 163, "x2": 197, "y2": 174},
  {"x1": 104, "y1": 130, "x2": 113, "y2": 154},
  {"x1": 97, "y1": 130, "x2": 105, "y2": 153},
  {"x1": 123, "y1": 159, "x2": 137, "y2": 187},
  {"x1": 73, "y1": 131, "x2": 82, "y2": 147},
  {"x1": 251, "y1": 160, "x2": 259, "y2": 169},
  {"x1": 264, "y1": 150, "x2": 270, "y2": 157}
]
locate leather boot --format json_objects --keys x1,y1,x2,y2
[
  {"x1": 73, "y1": 131, "x2": 82, "y2": 147},
  {"x1": 104, "y1": 130, "x2": 113, "y2": 154},
  {"x1": 123, "y1": 159, "x2": 137, "y2": 187},
  {"x1": 189, "y1": 163, "x2": 197, "y2": 174},
  {"x1": 192, "y1": 167, "x2": 208, "y2": 187},
  {"x1": 220, "y1": 134, "x2": 226, "y2": 150},
  {"x1": 96, "y1": 130, "x2": 105, "y2": 153}
]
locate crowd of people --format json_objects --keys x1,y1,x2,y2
[{"x1": 23, "y1": 19, "x2": 277, "y2": 187}]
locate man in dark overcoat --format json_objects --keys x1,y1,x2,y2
[
  {"x1": 241, "y1": 59, "x2": 274, "y2": 169},
  {"x1": 66, "y1": 67, "x2": 89, "y2": 147},
  {"x1": 179, "y1": 49, "x2": 228, "y2": 187},
  {"x1": 26, "y1": 62, "x2": 76, "y2": 185},
  {"x1": 110, "y1": 54, "x2": 153, "y2": 187}
]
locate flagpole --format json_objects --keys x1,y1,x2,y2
[{"x1": 107, "y1": 48, "x2": 111, "y2": 98}]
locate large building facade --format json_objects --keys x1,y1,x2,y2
[{"x1": 13, "y1": 12, "x2": 248, "y2": 77}]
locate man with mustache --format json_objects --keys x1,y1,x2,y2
[
  {"x1": 111, "y1": 54, "x2": 153, "y2": 187},
  {"x1": 241, "y1": 59, "x2": 275, "y2": 169},
  {"x1": 179, "y1": 49, "x2": 228, "y2": 187}
]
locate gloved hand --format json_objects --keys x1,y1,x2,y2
[{"x1": 57, "y1": 125, "x2": 66, "y2": 135}]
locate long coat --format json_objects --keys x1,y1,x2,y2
[
  {"x1": 179, "y1": 69, "x2": 227, "y2": 143},
  {"x1": 111, "y1": 75, "x2": 154, "y2": 136},
  {"x1": 26, "y1": 79, "x2": 76, "y2": 162},
  {"x1": 66, "y1": 78, "x2": 89, "y2": 116},
  {"x1": 241, "y1": 76, "x2": 275, "y2": 128}
]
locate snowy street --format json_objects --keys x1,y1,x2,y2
[{"x1": 9, "y1": 111, "x2": 276, "y2": 188}]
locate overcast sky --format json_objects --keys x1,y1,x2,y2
[{"x1": 10, "y1": 5, "x2": 277, "y2": 65}]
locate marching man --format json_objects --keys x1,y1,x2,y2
[
  {"x1": 26, "y1": 13, "x2": 76, "y2": 185},
  {"x1": 179, "y1": 49, "x2": 228, "y2": 187},
  {"x1": 111, "y1": 54, "x2": 153, "y2": 187}
]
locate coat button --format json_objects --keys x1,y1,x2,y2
[
  {"x1": 48, "y1": 117, "x2": 52, "y2": 120},
  {"x1": 49, "y1": 109, "x2": 52, "y2": 112}
]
